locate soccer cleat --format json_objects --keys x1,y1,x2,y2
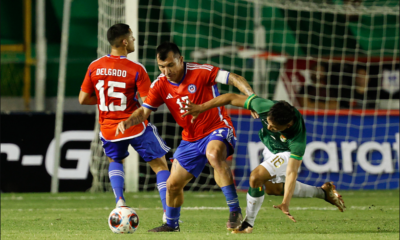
[
  {"x1": 116, "y1": 197, "x2": 126, "y2": 208},
  {"x1": 148, "y1": 224, "x2": 180, "y2": 232},
  {"x1": 321, "y1": 182, "x2": 346, "y2": 212},
  {"x1": 231, "y1": 220, "x2": 253, "y2": 234},
  {"x1": 226, "y1": 211, "x2": 243, "y2": 230}
]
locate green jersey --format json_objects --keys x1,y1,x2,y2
[{"x1": 244, "y1": 94, "x2": 307, "y2": 160}]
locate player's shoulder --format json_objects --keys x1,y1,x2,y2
[
  {"x1": 186, "y1": 62, "x2": 216, "y2": 73},
  {"x1": 88, "y1": 55, "x2": 108, "y2": 68},
  {"x1": 122, "y1": 58, "x2": 148, "y2": 73},
  {"x1": 150, "y1": 73, "x2": 167, "y2": 89}
]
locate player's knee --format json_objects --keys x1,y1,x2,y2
[
  {"x1": 249, "y1": 173, "x2": 263, "y2": 188},
  {"x1": 166, "y1": 179, "x2": 181, "y2": 194},
  {"x1": 206, "y1": 149, "x2": 223, "y2": 167}
]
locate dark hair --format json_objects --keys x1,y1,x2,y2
[
  {"x1": 267, "y1": 101, "x2": 295, "y2": 126},
  {"x1": 156, "y1": 42, "x2": 181, "y2": 60},
  {"x1": 107, "y1": 23, "x2": 130, "y2": 47}
]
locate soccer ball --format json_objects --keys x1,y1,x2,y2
[{"x1": 108, "y1": 206, "x2": 139, "y2": 234}]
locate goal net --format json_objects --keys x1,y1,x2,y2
[
  {"x1": 89, "y1": 0, "x2": 125, "y2": 192},
  {"x1": 91, "y1": 0, "x2": 399, "y2": 192}
]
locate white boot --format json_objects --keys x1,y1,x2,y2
[{"x1": 116, "y1": 198, "x2": 126, "y2": 208}]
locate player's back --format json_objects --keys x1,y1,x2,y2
[
  {"x1": 81, "y1": 55, "x2": 151, "y2": 141},
  {"x1": 144, "y1": 62, "x2": 234, "y2": 142}
]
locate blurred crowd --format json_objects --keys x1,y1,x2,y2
[{"x1": 297, "y1": 62, "x2": 400, "y2": 109}]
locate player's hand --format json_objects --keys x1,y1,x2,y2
[
  {"x1": 180, "y1": 99, "x2": 201, "y2": 123},
  {"x1": 250, "y1": 110, "x2": 259, "y2": 119},
  {"x1": 115, "y1": 121, "x2": 127, "y2": 136},
  {"x1": 273, "y1": 203, "x2": 296, "y2": 223}
]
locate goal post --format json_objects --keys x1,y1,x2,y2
[{"x1": 124, "y1": 0, "x2": 140, "y2": 193}]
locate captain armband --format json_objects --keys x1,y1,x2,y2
[{"x1": 215, "y1": 70, "x2": 230, "y2": 84}]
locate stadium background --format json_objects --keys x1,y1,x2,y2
[{"x1": 1, "y1": 0, "x2": 399, "y2": 193}]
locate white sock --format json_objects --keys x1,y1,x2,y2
[
  {"x1": 245, "y1": 193, "x2": 264, "y2": 226},
  {"x1": 292, "y1": 181, "x2": 325, "y2": 199}
]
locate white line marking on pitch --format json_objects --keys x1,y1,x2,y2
[{"x1": 1, "y1": 194, "x2": 216, "y2": 201}]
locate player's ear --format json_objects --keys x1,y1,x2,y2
[{"x1": 179, "y1": 55, "x2": 184, "y2": 65}]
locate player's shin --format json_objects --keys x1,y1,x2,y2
[
  {"x1": 292, "y1": 181, "x2": 325, "y2": 199},
  {"x1": 108, "y1": 161, "x2": 125, "y2": 203},
  {"x1": 221, "y1": 184, "x2": 241, "y2": 213},
  {"x1": 156, "y1": 170, "x2": 170, "y2": 212},
  {"x1": 245, "y1": 186, "x2": 265, "y2": 226}
]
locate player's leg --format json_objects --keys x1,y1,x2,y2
[
  {"x1": 147, "y1": 156, "x2": 169, "y2": 214},
  {"x1": 206, "y1": 141, "x2": 233, "y2": 186},
  {"x1": 129, "y1": 123, "x2": 171, "y2": 214},
  {"x1": 234, "y1": 148, "x2": 287, "y2": 233},
  {"x1": 100, "y1": 136, "x2": 130, "y2": 206},
  {"x1": 237, "y1": 164, "x2": 273, "y2": 233},
  {"x1": 205, "y1": 128, "x2": 242, "y2": 230},
  {"x1": 148, "y1": 139, "x2": 208, "y2": 232},
  {"x1": 263, "y1": 178, "x2": 345, "y2": 211},
  {"x1": 264, "y1": 181, "x2": 325, "y2": 198},
  {"x1": 107, "y1": 157, "x2": 126, "y2": 206},
  {"x1": 148, "y1": 159, "x2": 193, "y2": 232}
]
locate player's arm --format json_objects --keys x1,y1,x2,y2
[
  {"x1": 116, "y1": 106, "x2": 152, "y2": 136},
  {"x1": 78, "y1": 90, "x2": 97, "y2": 105},
  {"x1": 273, "y1": 158, "x2": 302, "y2": 223},
  {"x1": 181, "y1": 93, "x2": 247, "y2": 122},
  {"x1": 227, "y1": 73, "x2": 259, "y2": 118},
  {"x1": 227, "y1": 73, "x2": 255, "y2": 97},
  {"x1": 79, "y1": 66, "x2": 96, "y2": 105}
]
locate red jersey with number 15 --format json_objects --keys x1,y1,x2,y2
[
  {"x1": 143, "y1": 62, "x2": 235, "y2": 142},
  {"x1": 80, "y1": 55, "x2": 150, "y2": 141}
]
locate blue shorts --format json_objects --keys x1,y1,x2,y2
[
  {"x1": 173, "y1": 127, "x2": 236, "y2": 178},
  {"x1": 100, "y1": 123, "x2": 170, "y2": 162}
]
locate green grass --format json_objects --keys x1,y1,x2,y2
[{"x1": 1, "y1": 190, "x2": 399, "y2": 239}]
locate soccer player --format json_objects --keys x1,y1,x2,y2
[
  {"x1": 181, "y1": 93, "x2": 346, "y2": 233},
  {"x1": 116, "y1": 42, "x2": 257, "y2": 232},
  {"x1": 79, "y1": 24, "x2": 171, "y2": 220}
]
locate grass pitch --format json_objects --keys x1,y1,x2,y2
[{"x1": 1, "y1": 190, "x2": 399, "y2": 239}]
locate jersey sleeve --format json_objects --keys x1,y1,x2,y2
[
  {"x1": 142, "y1": 81, "x2": 164, "y2": 111},
  {"x1": 136, "y1": 66, "x2": 151, "y2": 98},
  {"x1": 81, "y1": 66, "x2": 94, "y2": 94},
  {"x1": 205, "y1": 64, "x2": 221, "y2": 86},
  {"x1": 288, "y1": 124, "x2": 307, "y2": 160},
  {"x1": 243, "y1": 94, "x2": 275, "y2": 114}
]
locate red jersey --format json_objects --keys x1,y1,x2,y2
[
  {"x1": 81, "y1": 55, "x2": 150, "y2": 141},
  {"x1": 143, "y1": 62, "x2": 235, "y2": 142}
]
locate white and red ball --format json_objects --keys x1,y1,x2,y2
[{"x1": 108, "y1": 206, "x2": 139, "y2": 233}]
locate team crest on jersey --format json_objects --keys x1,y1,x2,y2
[
  {"x1": 280, "y1": 135, "x2": 287, "y2": 142},
  {"x1": 188, "y1": 84, "x2": 197, "y2": 93}
]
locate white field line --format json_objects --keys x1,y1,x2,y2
[
  {"x1": 1, "y1": 194, "x2": 216, "y2": 201},
  {"x1": 2, "y1": 206, "x2": 398, "y2": 212}
]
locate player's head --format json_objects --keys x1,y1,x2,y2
[
  {"x1": 266, "y1": 101, "x2": 295, "y2": 132},
  {"x1": 156, "y1": 42, "x2": 184, "y2": 82},
  {"x1": 107, "y1": 23, "x2": 135, "y2": 53}
]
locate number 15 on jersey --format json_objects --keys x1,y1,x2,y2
[{"x1": 96, "y1": 80, "x2": 127, "y2": 112}]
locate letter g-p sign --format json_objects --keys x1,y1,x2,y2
[{"x1": 45, "y1": 131, "x2": 94, "y2": 180}]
